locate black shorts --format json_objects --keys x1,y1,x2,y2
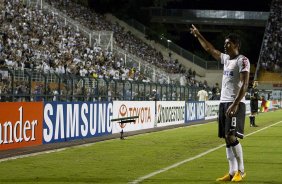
[
  {"x1": 250, "y1": 100, "x2": 258, "y2": 113},
  {"x1": 218, "y1": 102, "x2": 246, "y2": 139}
]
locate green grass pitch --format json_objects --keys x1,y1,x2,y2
[{"x1": 0, "y1": 110, "x2": 281, "y2": 184}]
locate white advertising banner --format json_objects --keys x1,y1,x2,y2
[
  {"x1": 112, "y1": 101, "x2": 155, "y2": 133},
  {"x1": 205, "y1": 101, "x2": 220, "y2": 120},
  {"x1": 205, "y1": 100, "x2": 252, "y2": 120},
  {"x1": 156, "y1": 101, "x2": 185, "y2": 127}
]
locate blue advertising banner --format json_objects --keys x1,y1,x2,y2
[
  {"x1": 185, "y1": 101, "x2": 205, "y2": 123},
  {"x1": 43, "y1": 102, "x2": 113, "y2": 144}
]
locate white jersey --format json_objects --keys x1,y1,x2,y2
[{"x1": 220, "y1": 53, "x2": 250, "y2": 102}]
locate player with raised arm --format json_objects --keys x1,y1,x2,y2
[{"x1": 190, "y1": 24, "x2": 249, "y2": 182}]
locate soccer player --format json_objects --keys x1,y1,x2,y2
[
  {"x1": 190, "y1": 24, "x2": 249, "y2": 182},
  {"x1": 249, "y1": 81, "x2": 259, "y2": 127}
]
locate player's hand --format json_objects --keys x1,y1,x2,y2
[
  {"x1": 190, "y1": 24, "x2": 200, "y2": 38},
  {"x1": 226, "y1": 103, "x2": 239, "y2": 117}
]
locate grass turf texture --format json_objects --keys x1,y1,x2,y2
[{"x1": 0, "y1": 110, "x2": 281, "y2": 184}]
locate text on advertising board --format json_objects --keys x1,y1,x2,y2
[
  {"x1": 185, "y1": 102, "x2": 205, "y2": 122},
  {"x1": 0, "y1": 102, "x2": 43, "y2": 150},
  {"x1": 157, "y1": 105, "x2": 185, "y2": 123},
  {"x1": 118, "y1": 104, "x2": 152, "y2": 124},
  {"x1": 43, "y1": 102, "x2": 113, "y2": 143}
]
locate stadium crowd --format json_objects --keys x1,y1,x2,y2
[
  {"x1": 0, "y1": 0, "x2": 214, "y2": 102},
  {"x1": 47, "y1": 0, "x2": 185, "y2": 73},
  {"x1": 0, "y1": 0, "x2": 144, "y2": 81},
  {"x1": 45, "y1": 0, "x2": 206, "y2": 85},
  {"x1": 259, "y1": 0, "x2": 282, "y2": 73}
]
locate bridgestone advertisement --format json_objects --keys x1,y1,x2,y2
[{"x1": 156, "y1": 101, "x2": 185, "y2": 127}]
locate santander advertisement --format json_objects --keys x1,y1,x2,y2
[{"x1": 0, "y1": 102, "x2": 43, "y2": 150}]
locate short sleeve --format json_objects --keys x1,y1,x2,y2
[{"x1": 238, "y1": 56, "x2": 250, "y2": 73}]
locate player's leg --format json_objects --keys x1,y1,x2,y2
[
  {"x1": 216, "y1": 103, "x2": 236, "y2": 181},
  {"x1": 252, "y1": 101, "x2": 259, "y2": 127},
  {"x1": 226, "y1": 140, "x2": 238, "y2": 179},
  {"x1": 225, "y1": 130, "x2": 246, "y2": 181},
  {"x1": 252, "y1": 114, "x2": 258, "y2": 127},
  {"x1": 249, "y1": 102, "x2": 255, "y2": 127},
  {"x1": 216, "y1": 138, "x2": 238, "y2": 181},
  {"x1": 226, "y1": 103, "x2": 246, "y2": 181},
  {"x1": 249, "y1": 114, "x2": 254, "y2": 127}
]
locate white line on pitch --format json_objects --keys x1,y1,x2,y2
[
  {"x1": 0, "y1": 121, "x2": 210, "y2": 163},
  {"x1": 129, "y1": 120, "x2": 282, "y2": 184},
  {"x1": 0, "y1": 148, "x2": 67, "y2": 163},
  {"x1": 0, "y1": 141, "x2": 104, "y2": 163}
]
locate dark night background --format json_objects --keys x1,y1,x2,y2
[{"x1": 87, "y1": 0, "x2": 272, "y2": 65}]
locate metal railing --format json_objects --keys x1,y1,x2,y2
[
  {"x1": 0, "y1": 68, "x2": 199, "y2": 102},
  {"x1": 2, "y1": 68, "x2": 281, "y2": 103}
]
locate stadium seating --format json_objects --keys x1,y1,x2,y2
[
  {"x1": 45, "y1": 0, "x2": 208, "y2": 87},
  {"x1": 2, "y1": 0, "x2": 240, "y2": 102},
  {"x1": 258, "y1": 0, "x2": 281, "y2": 74}
]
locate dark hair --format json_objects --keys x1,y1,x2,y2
[{"x1": 225, "y1": 33, "x2": 241, "y2": 49}]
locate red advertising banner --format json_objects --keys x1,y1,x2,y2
[{"x1": 0, "y1": 102, "x2": 43, "y2": 150}]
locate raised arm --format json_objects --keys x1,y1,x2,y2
[{"x1": 190, "y1": 24, "x2": 222, "y2": 61}]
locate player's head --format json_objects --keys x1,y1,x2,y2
[
  {"x1": 226, "y1": 33, "x2": 241, "y2": 49},
  {"x1": 224, "y1": 33, "x2": 241, "y2": 56}
]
